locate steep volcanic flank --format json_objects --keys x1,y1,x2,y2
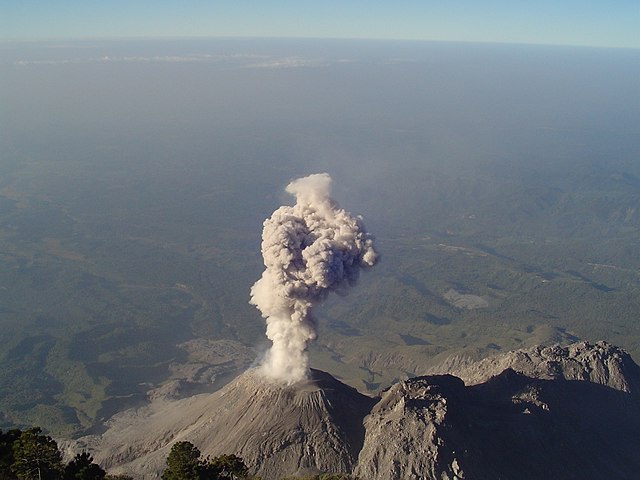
[
  {"x1": 85, "y1": 369, "x2": 375, "y2": 479},
  {"x1": 81, "y1": 342, "x2": 640, "y2": 479},
  {"x1": 201, "y1": 369, "x2": 376, "y2": 478}
]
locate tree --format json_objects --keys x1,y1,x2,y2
[
  {"x1": 1, "y1": 429, "x2": 20, "y2": 475},
  {"x1": 11, "y1": 427, "x2": 63, "y2": 480},
  {"x1": 161, "y1": 441, "x2": 202, "y2": 480},
  {"x1": 202, "y1": 454, "x2": 249, "y2": 480},
  {"x1": 1, "y1": 428, "x2": 22, "y2": 479},
  {"x1": 161, "y1": 442, "x2": 252, "y2": 480},
  {"x1": 63, "y1": 451, "x2": 106, "y2": 480}
]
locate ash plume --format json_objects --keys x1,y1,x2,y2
[{"x1": 250, "y1": 173, "x2": 377, "y2": 383}]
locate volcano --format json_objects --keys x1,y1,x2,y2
[
  {"x1": 86, "y1": 368, "x2": 376, "y2": 479},
  {"x1": 80, "y1": 341, "x2": 640, "y2": 479}
]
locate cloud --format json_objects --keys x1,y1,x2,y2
[
  {"x1": 13, "y1": 53, "x2": 270, "y2": 66},
  {"x1": 250, "y1": 173, "x2": 377, "y2": 384},
  {"x1": 245, "y1": 56, "x2": 332, "y2": 69}
]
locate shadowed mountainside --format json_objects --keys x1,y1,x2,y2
[{"x1": 356, "y1": 368, "x2": 639, "y2": 480}]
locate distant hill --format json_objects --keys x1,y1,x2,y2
[{"x1": 72, "y1": 341, "x2": 640, "y2": 479}]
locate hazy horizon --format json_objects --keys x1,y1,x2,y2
[{"x1": 2, "y1": 1, "x2": 638, "y2": 49}]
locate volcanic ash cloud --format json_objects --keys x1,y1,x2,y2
[{"x1": 250, "y1": 173, "x2": 377, "y2": 384}]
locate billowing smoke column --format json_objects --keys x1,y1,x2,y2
[{"x1": 250, "y1": 173, "x2": 377, "y2": 384}]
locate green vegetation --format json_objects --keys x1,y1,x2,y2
[
  {"x1": 160, "y1": 441, "x2": 357, "y2": 480},
  {"x1": 0, "y1": 428, "x2": 105, "y2": 480},
  {"x1": 162, "y1": 441, "x2": 251, "y2": 480},
  {"x1": 1, "y1": 428, "x2": 260, "y2": 480},
  {"x1": 162, "y1": 441, "x2": 203, "y2": 480},
  {"x1": 9, "y1": 428, "x2": 63, "y2": 480}
]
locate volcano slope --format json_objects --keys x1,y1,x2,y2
[
  {"x1": 83, "y1": 341, "x2": 640, "y2": 479},
  {"x1": 83, "y1": 368, "x2": 376, "y2": 479}
]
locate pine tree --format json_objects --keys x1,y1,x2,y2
[
  {"x1": 161, "y1": 441, "x2": 202, "y2": 480},
  {"x1": 11, "y1": 428, "x2": 63, "y2": 480}
]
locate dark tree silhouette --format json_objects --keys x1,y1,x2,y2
[
  {"x1": 64, "y1": 451, "x2": 106, "y2": 480},
  {"x1": 1, "y1": 428, "x2": 21, "y2": 478}
]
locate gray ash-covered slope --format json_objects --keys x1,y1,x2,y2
[
  {"x1": 202, "y1": 368, "x2": 376, "y2": 478},
  {"x1": 87, "y1": 368, "x2": 375, "y2": 479},
  {"x1": 88, "y1": 341, "x2": 640, "y2": 479}
]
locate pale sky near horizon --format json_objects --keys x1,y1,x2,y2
[{"x1": 1, "y1": 0, "x2": 639, "y2": 49}]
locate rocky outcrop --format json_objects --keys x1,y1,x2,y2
[
  {"x1": 429, "y1": 341, "x2": 640, "y2": 393},
  {"x1": 355, "y1": 375, "x2": 467, "y2": 480},
  {"x1": 85, "y1": 341, "x2": 640, "y2": 479},
  {"x1": 356, "y1": 367, "x2": 640, "y2": 480}
]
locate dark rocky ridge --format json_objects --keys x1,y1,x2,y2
[
  {"x1": 356, "y1": 367, "x2": 639, "y2": 479},
  {"x1": 79, "y1": 341, "x2": 640, "y2": 479}
]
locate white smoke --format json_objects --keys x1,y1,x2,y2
[{"x1": 250, "y1": 173, "x2": 377, "y2": 384}]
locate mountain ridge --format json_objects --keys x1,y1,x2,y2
[{"x1": 70, "y1": 341, "x2": 640, "y2": 479}]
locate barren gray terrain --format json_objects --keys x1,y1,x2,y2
[{"x1": 70, "y1": 341, "x2": 640, "y2": 479}]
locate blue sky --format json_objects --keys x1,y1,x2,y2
[{"x1": 1, "y1": 0, "x2": 638, "y2": 48}]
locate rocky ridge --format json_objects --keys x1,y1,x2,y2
[
  {"x1": 428, "y1": 340, "x2": 640, "y2": 392},
  {"x1": 79, "y1": 341, "x2": 640, "y2": 479}
]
